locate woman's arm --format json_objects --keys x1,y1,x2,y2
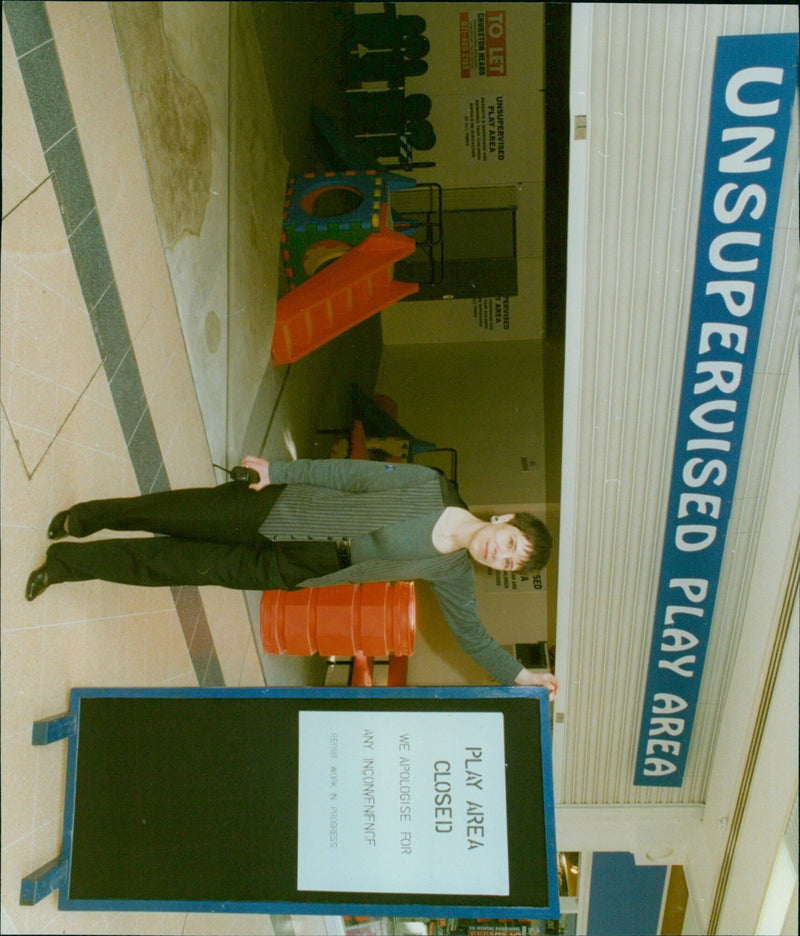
[
  {"x1": 243, "y1": 457, "x2": 438, "y2": 493},
  {"x1": 427, "y1": 560, "x2": 559, "y2": 697},
  {"x1": 428, "y1": 561, "x2": 526, "y2": 685},
  {"x1": 513, "y1": 668, "x2": 560, "y2": 700}
]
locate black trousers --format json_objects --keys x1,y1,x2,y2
[{"x1": 45, "y1": 483, "x2": 343, "y2": 590}]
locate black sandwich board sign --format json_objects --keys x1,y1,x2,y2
[{"x1": 20, "y1": 686, "x2": 559, "y2": 919}]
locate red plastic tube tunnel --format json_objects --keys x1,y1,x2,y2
[{"x1": 260, "y1": 581, "x2": 416, "y2": 657}]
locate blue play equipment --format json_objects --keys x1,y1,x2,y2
[{"x1": 280, "y1": 169, "x2": 417, "y2": 287}]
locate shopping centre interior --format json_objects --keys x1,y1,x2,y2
[{"x1": 2, "y1": 4, "x2": 797, "y2": 935}]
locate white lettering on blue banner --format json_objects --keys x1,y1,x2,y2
[{"x1": 634, "y1": 33, "x2": 798, "y2": 786}]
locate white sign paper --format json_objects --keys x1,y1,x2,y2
[{"x1": 297, "y1": 711, "x2": 509, "y2": 895}]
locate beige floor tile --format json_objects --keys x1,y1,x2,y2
[
  {"x1": 158, "y1": 389, "x2": 218, "y2": 485},
  {"x1": 46, "y1": 440, "x2": 135, "y2": 515},
  {"x1": 161, "y1": 418, "x2": 217, "y2": 488},
  {"x1": 1, "y1": 731, "x2": 38, "y2": 847},
  {"x1": 3, "y1": 257, "x2": 69, "y2": 346},
  {"x1": 209, "y1": 616, "x2": 253, "y2": 687},
  {"x1": 114, "y1": 224, "x2": 184, "y2": 343},
  {"x1": 239, "y1": 640, "x2": 267, "y2": 688},
  {"x1": 103, "y1": 911, "x2": 192, "y2": 936},
  {"x1": 136, "y1": 345, "x2": 206, "y2": 467},
  {"x1": 28, "y1": 581, "x2": 89, "y2": 639},
  {"x1": 0, "y1": 832, "x2": 34, "y2": 929},
  {"x1": 1, "y1": 18, "x2": 49, "y2": 201},
  {"x1": 4, "y1": 353, "x2": 61, "y2": 431},
  {"x1": 2, "y1": 149, "x2": 47, "y2": 217},
  {"x1": 2, "y1": 426, "x2": 56, "y2": 485},
  {"x1": 33, "y1": 746, "x2": 69, "y2": 831},
  {"x1": 3, "y1": 172, "x2": 71, "y2": 264},
  {"x1": 82, "y1": 575, "x2": 141, "y2": 623},
  {"x1": 131, "y1": 315, "x2": 184, "y2": 404},
  {"x1": 0, "y1": 424, "x2": 27, "y2": 508},
  {"x1": 39, "y1": 908, "x2": 117, "y2": 935},
  {"x1": 198, "y1": 586, "x2": 258, "y2": 686},
  {"x1": 46, "y1": 0, "x2": 109, "y2": 41},
  {"x1": 77, "y1": 912, "x2": 115, "y2": 935},
  {"x1": 18, "y1": 895, "x2": 61, "y2": 935},
  {"x1": 0, "y1": 225, "x2": 22, "y2": 293},
  {"x1": 228, "y1": 914, "x2": 276, "y2": 936},
  {"x1": 141, "y1": 582, "x2": 183, "y2": 615},
  {"x1": 29, "y1": 813, "x2": 62, "y2": 871},
  {"x1": 1, "y1": 627, "x2": 45, "y2": 738},
  {"x1": 1, "y1": 443, "x2": 42, "y2": 524},
  {"x1": 291, "y1": 917, "x2": 339, "y2": 936},
  {"x1": 182, "y1": 912, "x2": 231, "y2": 936},
  {"x1": 62, "y1": 452, "x2": 139, "y2": 505},
  {"x1": 112, "y1": 618, "x2": 151, "y2": 686},
  {"x1": 1, "y1": 149, "x2": 38, "y2": 221},
  {"x1": 83, "y1": 573, "x2": 164, "y2": 622},
  {"x1": 79, "y1": 355, "x2": 125, "y2": 409},
  {"x1": 47, "y1": 2, "x2": 129, "y2": 131},
  {"x1": 41, "y1": 579, "x2": 91, "y2": 631},
  {"x1": 36, "y1": 620, "x2": 88, "y2": 715},
  {"x1": 54, "y1": 385, "x2": 127, "y2": 452},
  {"x1": 26, "y1": 828, "x2": 63, "y2": 929},
  {"x1": 143, "y1": 610, "x2": 194, "y2": 684},
  {"x1": 2, "y1": 191, "x2": 106, "y2": 479},
  {"x1": 22, "y1": 880, "x2": 72, "y2": 934},
  {"x1": 139, "y1": 282, "x2": 186, "y2": 352},
  {"x1": 6, "y1": 369, "x2": 60, "y2": 448},
  {"x1": 10, "y1": 437, "x2": 77, "y2": 532},
  {"x1": 166, "y1": 668, "x2": 202, "y2": 688},
  {"x1": 183, "y1": 911, "x2": 278, "y2": 935},
  {"x1": 56, "y1": 325, "x2": 104, "y2": 402},
  {"x1": 84, "y1": 92, "x2": 142, "y2": 188},
  {"x1": 4, "y1": 278, "x2": 66, "y2": 388},
  {"x1": 81, "y1": 618, "x2": 138, "y2": 688}
]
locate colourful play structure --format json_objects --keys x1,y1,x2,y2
[
  {"x1": 271, "y1": 169, "x2": 420, "y2": 365},
  {"x1": 279, "y1": 168, "x2": 417, "y2": 288},
  {"x1": 270, "y1": 0, "x2": 441, "y2": 366}
]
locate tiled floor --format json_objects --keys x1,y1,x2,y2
[{"x1": 1, "y1": 2, "x2": 362, "y2": 933}]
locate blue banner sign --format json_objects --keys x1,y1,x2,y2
[{"x1": 635, "y1": 33, "x2": 798, "y2": 786}]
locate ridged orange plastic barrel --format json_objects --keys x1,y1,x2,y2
[{"x1": 260, "y1": 582, "x2": 416, "y2": 656}]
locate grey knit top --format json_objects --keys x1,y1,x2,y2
[{"x1": 260, "y1": 459, "x2": 524, "y2": 685}]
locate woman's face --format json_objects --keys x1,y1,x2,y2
[{"x1": 468, "y1": 516, "x2": 532, "y2": 572}]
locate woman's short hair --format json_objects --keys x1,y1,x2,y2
[{"x1": 509, "y1": 513, "x2": 552, "y2": 573}]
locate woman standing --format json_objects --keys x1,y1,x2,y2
[{"x1": 27, "y1": 457, "x2": 558, "y2": 695}]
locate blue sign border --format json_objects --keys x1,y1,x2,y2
[{"x1": 635, "y1": 32, "x2": 798, "y2": 786}]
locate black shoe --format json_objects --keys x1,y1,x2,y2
[
  {"x1": 47, "y1": 510, "x2": 70, "y2": 540},
  {"x1": 26, "y1": 564, "x2": 50, "y2": 601}
]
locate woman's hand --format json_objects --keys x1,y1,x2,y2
[
  {"x1": 241, "y1": 456, "x2": 270, "y2": 491},
  {"x1": 514, "y1": 669, "x2": 559, "y2": 700}
]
